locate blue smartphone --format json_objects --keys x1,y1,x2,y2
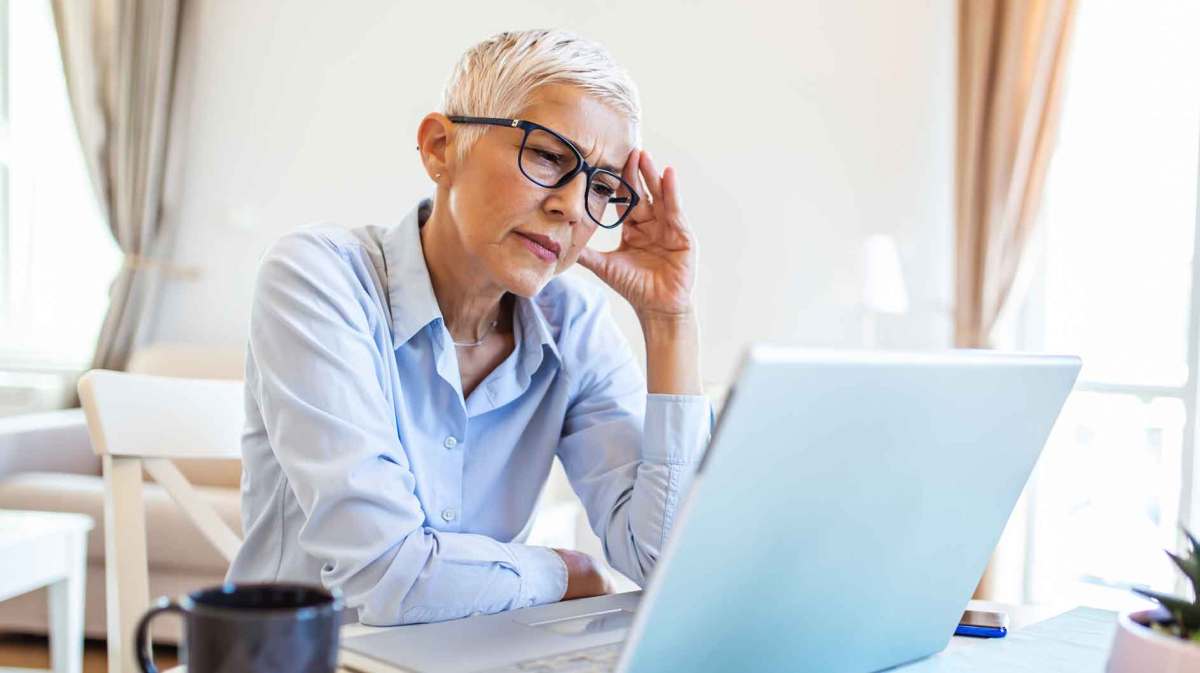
[{"x1": 955, "y1": 609, "x2": 1008, "y2": 638}]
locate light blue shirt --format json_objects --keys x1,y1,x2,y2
[{"x1": 226, "y1": 198, "x2": 712, "y2": 626}]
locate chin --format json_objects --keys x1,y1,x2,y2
[
  {"x1": 488, "y1": 242, "x2": 556, "y2": 297},
  {"x1": 498, "y1": 265, "x2": 556, "y2": 298}
]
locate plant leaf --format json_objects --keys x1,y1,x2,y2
[
  {"x1": 1184, "y1": 526, "x2": 1200, "y2": 559},
  {"x1": 1167, "y1": 550, "x2": 1200, "y2": 602},
  {"x1": 1134, "y1": 587, "x2": 1200, "y2": 630}
]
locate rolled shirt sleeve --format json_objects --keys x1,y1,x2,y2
[
  {"x1": 240, "y1": 231, "x2": 567, "y2": 625},
  {"x1": 556, "y1": 292, "x2": 714, "y2": 585}
]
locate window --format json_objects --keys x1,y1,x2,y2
[
  {"x1": 1019, "y1": 0, "x2": 1200, "y2": 610},
  {"x1": 0, "y1": 0, "x2": 120, "y2": 370}
]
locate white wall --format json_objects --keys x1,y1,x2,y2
[{"x1": 152, "y1": 0, "x2": 956, "y2": 386}]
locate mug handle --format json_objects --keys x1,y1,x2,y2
[{"x1": 135, "y1": 596, "x2": 185, "y2": 673}]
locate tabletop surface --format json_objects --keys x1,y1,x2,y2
[
  {"x1": 0, "y1": 509, "x2": 93, "y2": 547},
  {"x1": 163, "y1": 600, "x2": 1079, "y2": 673},
  {"x1": 941, "y1": 599, "x2": 1069, "y2": 655},
  {"x1": 332, "y1": 599, "x2": 1074, "y2": 673}
]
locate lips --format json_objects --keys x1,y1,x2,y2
[{"x1": 515, "y1": 231, "x2": 561, "y2": 262}]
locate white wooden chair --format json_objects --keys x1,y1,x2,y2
[{"x1": 77, "y1": 370, "x2": 245, "y2": 673}]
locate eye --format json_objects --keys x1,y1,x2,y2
[
  {"x1": 533, "y1": 149, "x2": 564, "y2": 165},
  {"x1": 590, "y1": 182, "x2": 616, "y2": 198}
]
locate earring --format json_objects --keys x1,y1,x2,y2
[{"x1": 435, "y1": 173, "x2": 442, "y2": 179}]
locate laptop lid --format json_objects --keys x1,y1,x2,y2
[{"x1": 617, "y1": 347, "x2": 1080, "y2": 673}]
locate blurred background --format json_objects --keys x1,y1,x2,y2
[{"x1": 0, "y1": 1, "x2": 1197, "y2": 657}]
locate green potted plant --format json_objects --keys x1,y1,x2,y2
[{"x1": 1108, "y1": 528, "x2": 1200, "y2": 671}]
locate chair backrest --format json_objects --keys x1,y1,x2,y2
[
  {"x1": 77, "y1": 369, "x2": 245, "y2": 673},
  {"x1": 126, "y1": 343, "x2": 245, "y2": 488}
]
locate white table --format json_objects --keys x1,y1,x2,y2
[
  {"x1": 335, "y1": 599, "x2": 1070, "y2": 673},
  {"x1": 0, "y1": 510, "x2": 93, "y2": 673},
  {"x1": 942, "y1": 599, "x2": 1067, "y2": 655},
  {"x1": 170, "y1": 600, "x2": 1071, "y2": 672},
  {"x1": 166, "y1": 599, "x2": 1070, "y2": 667}
]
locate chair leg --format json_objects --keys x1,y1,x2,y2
[{"x1": 102, "y1": 455, "x2": 150, "y2": 673}]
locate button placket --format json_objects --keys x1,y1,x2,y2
[{"x1": 439, "y1": 422, "x2": 465, "y2": 531}]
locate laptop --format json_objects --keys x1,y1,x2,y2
[{"x1": 342, "y1": 347, "x2": 1081, "y2": 673}]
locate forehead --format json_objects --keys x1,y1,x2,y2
[{"x1": 519, "y1": 84, "x2": 637, "y2": 173}]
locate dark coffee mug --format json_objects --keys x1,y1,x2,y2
[{"x1": 135, "y1": 583, "x2": 343, "y2": 673}]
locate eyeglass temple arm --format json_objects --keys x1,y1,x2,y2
[{"x1": 447, "y1": 115, "x2": 520, "y2": 128}]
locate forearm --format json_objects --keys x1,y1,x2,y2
[
  {"x1": 319, "y1": 525, "x2": 567, "y2": 625},
  {"x1": 640, "y1": 309, "x2": 702, "y2": 396},
  {"x1": 561, "y1": 393, "x2": 711, "y2": 585}
]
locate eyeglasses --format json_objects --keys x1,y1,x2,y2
[{"x1": 447, "y1": 116, "x2": 639, "y2": 228}]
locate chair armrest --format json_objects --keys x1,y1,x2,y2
[{"x1": 0, "y1": 408, "x2": 99, "y2": 478}]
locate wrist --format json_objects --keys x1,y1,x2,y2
[
  {"x1": 552, "y1": 548, "x2": 612, "y2": 600},
  {"x1": 638, "y1": 308, "x2": 698, "y2": 342},
  {"x1": 640, "y1": 309, "x2": 702, "y2": 396}
]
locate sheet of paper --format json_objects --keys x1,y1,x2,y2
[{"x1": 894, "y1": 608, "x2": 1118, "y2": 672}]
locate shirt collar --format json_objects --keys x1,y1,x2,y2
[
  {"x1": 382, "y1": 198, "x2": 442, "y2": 347},
  {"x1": 515, "y1": 291, "x2": 562, "y2": 374},
  {"x1": 472, "y1": 294, "x2": 563, "y2": 415},
  {"x1": 382, "y1": 198, "x2": 563, "y2": 370}
]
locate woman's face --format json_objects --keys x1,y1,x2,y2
[{"x1": 440, "y1": 85, "x2": 637, "y2": 297}]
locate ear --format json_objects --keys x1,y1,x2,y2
[{"x1": 417, "y1": 113, "x2": 455, "y2": 185}]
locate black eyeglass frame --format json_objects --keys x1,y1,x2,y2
[{"x1": 447, "y1": 115, "x2": 639, "y2": 228}]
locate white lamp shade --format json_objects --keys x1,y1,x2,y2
[{"x1": 862, "y1": 234, "x2": 910, "y2": 315}]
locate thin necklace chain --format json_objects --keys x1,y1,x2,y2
[{"x1": 451, "y1": 319, "x2": 499, "y2": 348}]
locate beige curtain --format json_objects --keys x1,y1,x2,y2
[
  {"x1": 957, "y1": 0, "x2": 1077, "y2": 598},
  {"x1": 955, "y1": 0, "x2": 1076, "y2": 348},
  {"x1": 51, "y1": 0, "x2": 184, "y2": 372}
]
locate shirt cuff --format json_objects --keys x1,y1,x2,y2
[
  {"x1": 509, "y1": 544, "x2": 569, "y2": 608},
  {"x1": 643, "y1": 393, "x2": 712, "y2": 465}
]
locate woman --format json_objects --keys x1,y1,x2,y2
[{"x1": 226, "y1": 29, "x2": 711, "y2": 626}]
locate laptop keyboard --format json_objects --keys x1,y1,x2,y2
[{"x1": 485, "y1": 642, "x2": 623, "y2": 672}]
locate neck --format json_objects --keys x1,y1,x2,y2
[{"x1": 420, "y1": 201, "x2": 508, "y2": 342}]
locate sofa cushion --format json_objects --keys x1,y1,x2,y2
[{"x1": 0, "y1": 471, "x2": 242, "y2": 574}]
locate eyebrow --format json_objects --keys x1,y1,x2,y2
[{"x1": 558, "y1": 131, "x2": 624, "y2": 174}]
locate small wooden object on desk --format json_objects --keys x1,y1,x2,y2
[{"x1": 0, "y1": 510, "x2": 93, "y2": 673}]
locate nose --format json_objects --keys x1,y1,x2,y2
[{"x1": 543, "y1": 171, "x2": 589, "y2": 225}]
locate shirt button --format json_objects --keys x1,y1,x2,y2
[
  {"x1": 443, "y1": 436, "x2": 458, "y2": 449},
  {"x1": 441, "y1": 508, "x2": 458, "y2": 522}
]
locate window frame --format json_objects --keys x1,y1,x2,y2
[{"x1": 1017, "y1": 110, "x2": 1200, "y2": 606}]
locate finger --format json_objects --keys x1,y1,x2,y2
[
  {"x1": 620, "y1": 217, "x2": 652, "y2": 247},
  {"x1": 575, "y1": 246, "x2": 608, "y2": 275},
  {"x1": 660, "y1": 166, "x2": 693, "y2": 245},
  {"x1": 618, "y1": 149, "x2": 642, "y2": 221},
  {"x1": 661, "y1": 165, "x2": 684, "y2": 216},
  {"x1": 639, "y1": 150, "x2": 664, "y2": 203},
  {"x1": 621, "y1": 149, "x2": 653, "y2": 223},
  {"x1": 620, "y1": 148, "x2": 640, "y2": 190}
]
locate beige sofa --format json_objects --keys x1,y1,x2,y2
[{"x1": 0, "y1": 345, "x2": 246, "y2": 643}]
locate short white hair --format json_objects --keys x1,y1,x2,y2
[{"x1": 440, "y1": 29, "x2": 642, "y2": 163}]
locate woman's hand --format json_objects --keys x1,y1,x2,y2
[
  {"x1": 577, "y1": 148, "x2": 702, "y2": 396},
  {"x1": 552, "y1": 548, "x2": 614, "y2": 600},
  {"x1": 577, "y1": 149, "x2": 697, "y2": 323}
]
